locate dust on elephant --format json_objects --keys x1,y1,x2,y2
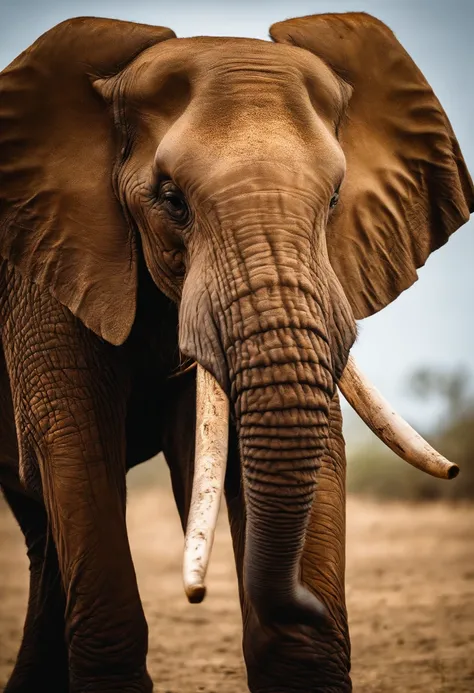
[{"x1": 0, "y1": 11, "x2": 472, "y2": 693}]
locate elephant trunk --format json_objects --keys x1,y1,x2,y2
[{"x1": 232, "y1": 321, "x2": 333, "y2": 626}]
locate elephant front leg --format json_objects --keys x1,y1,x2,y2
[
  {"x1": 227, "y1": 392, "x2": 352, "y2": 693},
  {"x1": 2, "y1": 278, "x2": 151, "y2": 693},
  {"x1": 2, "y1": 487, "x2": 69, "y2": 693},
  {"x1": 45, "y1": 446, "x2": 151, "y2": 693}
]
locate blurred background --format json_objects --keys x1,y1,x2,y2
[{"x1": 1, "y1": 2, "x2": 473, "y2": 692}]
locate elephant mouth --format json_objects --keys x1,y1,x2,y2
[{"x1": 181, "y1": 356, "x2": 459, "y2": 603}]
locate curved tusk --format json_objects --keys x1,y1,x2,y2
[
  {"x1": 183, "y1": 365, "x2": 229, "y2": 603},
  {"x1": 339, "y1": 355, "x2": 459, "y2": 480}
]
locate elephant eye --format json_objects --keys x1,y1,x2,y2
[
  {"x1": 158, "y1": 181, "x2": 190, "y2": 224},
  {"x1": 330, "y1": 186, "x2": 340, "y2": 209}
]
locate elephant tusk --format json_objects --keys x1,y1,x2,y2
[
  {"x1": 183, "y1": 364, "x2": 229, "y2": 603},
  {"x1": 338, "y1": 355, "x2": 459, "y2": 480}
]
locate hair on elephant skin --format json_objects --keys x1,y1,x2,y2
[{"x1": 0, "y1": 12, "x2": 472, "y2": 693}]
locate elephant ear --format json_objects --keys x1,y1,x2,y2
[
  {"x1": 0, "y1": 17, "x2": 175, "y2": 344},
  {"x1": 270, "y1": 12, "x2": 474, "y2": 319}
]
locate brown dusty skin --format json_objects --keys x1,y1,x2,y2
[{"x1": 1, "y1": 476, "x2": 473, "y2": 692}]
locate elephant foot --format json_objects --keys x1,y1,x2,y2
[{"x1": 244, "y1": 611, "x2": 352, "y2": 693}]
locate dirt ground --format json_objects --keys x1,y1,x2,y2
[{"x1": 1, "y1": 484, "x2": 473, "y2": 692}]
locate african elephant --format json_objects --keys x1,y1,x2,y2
[{"x1": 0, "y1": 11, "x2": 471, "y2": 693}]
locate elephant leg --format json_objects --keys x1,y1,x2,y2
[
  {"x1": 2, "y1": 486, "x2": 69, "y2": 693},
  {"x1": 1, "y1": 273, "x2": 150, "y2": 693},
  {"x1": 227, "y1": 392, "x2": 352, "y2": 693}
]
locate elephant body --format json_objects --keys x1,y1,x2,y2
[
  {"x1": 0, "y1": 12, "x2": 471, "y2": 693},
  {"x1": 0, "y1": 256, "x2": 351, "y2": 692}
]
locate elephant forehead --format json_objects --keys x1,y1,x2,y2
[
  {"x1": 154, "y1": 108, "x2": 345, "y2": 205},
  {"x1": 155, "y1": 99, "x2": 340, "y2": 176},
  {"x1": 121, "y1": 36, "x2": 346, "y2": 135}
]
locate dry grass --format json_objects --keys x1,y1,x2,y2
[{"x1": 1, "y1": 482, "x2": 473, "y2": 692}]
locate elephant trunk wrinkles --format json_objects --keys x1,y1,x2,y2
[
  {"x1": 182, "y1": 180, "x2": 342, "y2": 625},
  {"x1": 227, "y1": 295, "x2": 334, "y2": 627}
]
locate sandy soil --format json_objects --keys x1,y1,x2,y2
[{"x1": 1, "y1": 485, "x2": 473, "y2": 692}]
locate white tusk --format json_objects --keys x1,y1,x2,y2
[
  {"x1": 339, "y1": 355, "x2": 459, "y2": 480},
  {"x1": 183, "y1": 364, "x2": 229, "y2": 603}
]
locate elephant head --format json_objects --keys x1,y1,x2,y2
[{"x1": 0, "y1": 13, "x2": 472, "y2": 634}]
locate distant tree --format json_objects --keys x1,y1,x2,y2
[{"x1": 407, "y1": 365, "x2": 471, "y2": 422}]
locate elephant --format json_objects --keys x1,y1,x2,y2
[{"x1": 0, "y1": 10, "x2": 472, "y2": 693}]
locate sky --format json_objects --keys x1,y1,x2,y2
[{"x1": 1, "y1": 0, "x2": 472, "y2": 430}]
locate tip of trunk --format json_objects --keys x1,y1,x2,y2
[{"x1": 248, "y1": 580, "x2": 330, "y2": 629}]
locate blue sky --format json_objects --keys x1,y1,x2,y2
[{"x1": 1, "y1": 0, "x2": 472, "y2": 429}]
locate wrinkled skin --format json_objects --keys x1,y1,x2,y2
[{"x1": 0, "y1": 12, "x2": 472, "y2": 693}]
